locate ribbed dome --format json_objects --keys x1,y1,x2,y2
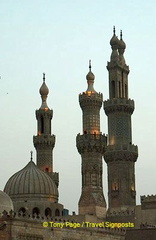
[
  {"x1": 0, "y1": 190, "x2": 14, "y2": 214},
  {"x1": 4, "y1": 161, "x2": 58, "y2": 202}
]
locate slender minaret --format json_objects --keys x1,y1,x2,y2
[
  {"x1": 33, "y1": 73, "x2": 58, "y2": 187},
  {"x1": 104, "y1": 28, "x2": 138, "y2": 214},
  {"x1": 76, "y1": 61, "x2": 107, "y2": 218}
]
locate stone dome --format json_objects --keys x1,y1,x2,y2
[
  {"x1": 86, "y1": 71, "x2": 95, "y2": 81},
  {"x1": 110, "y1": 34, "x2": 119, "y2": 47},
  {"x1": 118, "y1": 38, "x2": 126, "y2": 50},
  {"x1": 0, "y1": 190, "x2": 14, "y2": 214},
  {"x1": 39, "y1": 81, "x2": 49, "y2": 96},
  {"x1": 110, "y1": 27, "x2": 119, "y2": 50},
  {"x1": 4, "y1": 161, "x2": 58, "y2": 202}
]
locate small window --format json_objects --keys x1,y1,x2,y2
[
  {"x1": 45, "y1": 167, "x2": 49, "y2": 172},
  {"x1": 45, "y1": 208, "x2": 52, "y2": 217},
  {"x1": 18, "y1": 207, "x2": 26, "y2": 215},
  {"x1": 41, "y1": 116, "x2": 44, "y2": 134},
  {"x1": 32, "y1": 207, "x2": 40, "y2": 216},
  {"x1": 55, "y1": 209, "x2": 60, "y2": 216},
  {"x1": 111, "y1": 81, "x2": 115, "y2": 98},
  {"x1": 125, "y1": 84, "x2": 128, "y2": 98}
]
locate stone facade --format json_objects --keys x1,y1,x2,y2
[{"x1": 0, "y1": 212, "x2": 126, "y2": 240}]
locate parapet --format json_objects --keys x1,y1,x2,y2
[
  {"x1": 104, "y1": 98, "x2": 134, "y2": 115},
  {"x1": 0, "y1": 210, "x2": 126, "y2": 236},
  {"x1": 107, "y1": 209, "x2": 135, "y2": 217},
  {"x1": 141, "y1": 195, "x2": 156, "y2": 210},
  {"x1": 79, "y1": 92, "x2": 103, "y2": 109},
  {"x1": 33, "y1": 134, "x2": 55, "y2": 148},
  {"x1": 141, "y1": 195, "x2": 156, "y2": 203},
  {"x1": 104, "y1": 143, "x2": 138, "y2": 163}
]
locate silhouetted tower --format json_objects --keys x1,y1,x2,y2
[
  {"x1": 76, "y1": 62, "x2": 107, "y2": 218},
  {"x1": 33, "y1": 73, "x2": 58, "y2": 187},
  {"x1": 104, "y1": 28, "x2": 138, "y2": 214}
]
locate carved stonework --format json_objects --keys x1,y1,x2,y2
[
  {"x1": 76, "y1": 133, "x2": 107, "y2": 154},
  {"x1": 79, "y1": 190, "x2": 105, "y2": 207},
  {"x1": 33, "y1": 135, "x2": 55, "y2": 149},
  {"x1": 18, "y1": 233, "x2": 43, "y2": 240},
  {"x1": 104, "y1": 149, "x2": 138, "y2": 163}
]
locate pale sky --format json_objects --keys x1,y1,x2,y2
[{"x1": 0, "y1": 0, "x2": 156, "y2": 214}]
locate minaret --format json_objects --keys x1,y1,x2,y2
[
  {"x1": 104, "y1": 28, "x2": 138, "y2": 214},
  {"x1": 76, "y1": 61, "x2": 107, "y2": 218},
  {"x1": 33, "y1": 73, "x2": 58, "y2": 187}
]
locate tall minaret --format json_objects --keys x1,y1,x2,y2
[
  {"x1": 104, "y1": 28, "x2": 138, "y2": 214},
  {"x1": 76, "y1": 61, "x2": 107, "y2": 218},
  {"x1": 33, "y1": 73, "x2": 58, "y2": 187}
]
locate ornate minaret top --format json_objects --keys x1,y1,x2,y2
[
  {"x1": 107, "y1": 27, "x2": 130, "y2": 100},
  {"x1": 86, "y1": 60, "x2": 96, "y2": 93},
  {"x1": 39, "y1": 73, "x2": 49, "y2": 110}
]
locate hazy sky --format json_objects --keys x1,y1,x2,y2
[{"x1": 0, "y1": 0, "x2": 156, "y2": 214}]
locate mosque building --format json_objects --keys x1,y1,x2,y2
[{"x1": 0, "y1": 28, "x2": 156, "y2": 240}]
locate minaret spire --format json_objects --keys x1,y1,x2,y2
[
  {"x1": 89, "y1": 59, "x2": 91, "y2": 72},
  {"x1": 39, "y1": 72, "x2": 49, "y2": 110},
  {"x1": 113, "y1": 26, "x2": 116, "y2": 35},
  {"x1": 30, "y1": 151, "x2": 33, "y2": 161},
  {"x1": 43, "y1": 72, "x2": 45, "y2": 83},
  {"x1": 33, "y1": 74, "x2": 59, "y2": 187},
  {"x1": 120, "y1": 30, "x2": 123, "y2": 40},
  {"x1": 86, "y1": 60, "x2": 96, "y2": 93}
]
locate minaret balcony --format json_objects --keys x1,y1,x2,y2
[
  {"x1": 104, "y1": 98, "x2": 134, "y2": 115},
  {"x1": 33, "y1": 134, "x2": 55, "y2": 149},
  {"x1": 79, "y1": 92, "x2": 103, "y2": 109},
  {"x1": 104, "y1": 143, "x2": 138, "y2": 163},
  {"x1": 76, "y1": 133, "x2": 107, "y2": 154},
  {"x1": 107, "y1": 61, "x2": 129, "y2": 73}
]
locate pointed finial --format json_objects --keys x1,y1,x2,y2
[
  {"x1": 43, "y1": 72, "x2": 45, "y2": 83},
  {"x1": 89, "y1": 60, "x2": 91, "y2": 72},
  {"x1": 30, "y1": 151, "x2": 33, "y2": 161},
  {"x1": 120, "y1": 30, "x2": 123, "y2": 40},
  {"x1": 113, "y1": 26, "x2": 116, "y2": 35}
]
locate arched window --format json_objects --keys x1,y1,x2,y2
[
  {"x1": 125, "y1": 84, "x2": 128, "y2": 98},
  {"x1": 45, "y1": 167, "x2": 49, "y2": 172},
  {"x1": 111, "y1": 81, "x2": 115, "y2": 98},
  {"x1": 49, "y1": 119, "x2": 51, "y2": 134},
  {"x1": 18, "y1": 207, "x2": 26, "y2": 215},
  {"x1": 41, "y1": 116, "x2": 44, "y2": 133},
  {"x1": 55, "y1": 209, "x2": 60, "y2": 216},
  {"x1": 32, "y1": 207, "x2": 40, "y2": 216},
  {"x1": 45, "y1": 208, "x2": 52, "y2": 217},
  {"x1": 119, "y1": 81, "x2": 121, "y2": 97}
]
